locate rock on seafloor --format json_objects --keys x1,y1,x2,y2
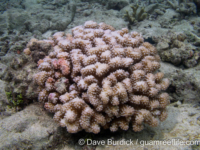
[{"x1": 0, "y1": 103, "x2": 65, "y2": 149}]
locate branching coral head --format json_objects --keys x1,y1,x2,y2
[{"x1": 30, "y1": 20, "x2": 170, "y2": 134}]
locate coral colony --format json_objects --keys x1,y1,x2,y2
[{"x1": 27, "y1": 21, "x2": 170, "y2": 134}]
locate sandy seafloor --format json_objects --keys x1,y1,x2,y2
[{"x1": 1, "y1": 0, "x2": 200, "y2": 149}]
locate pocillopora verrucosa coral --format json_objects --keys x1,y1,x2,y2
[{"x1": 26, "y1": 21, "x2": 170, "y2": 134}]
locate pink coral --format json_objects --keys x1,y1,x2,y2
[
  {"x1": 32, "y1": 21, "x2": 170, "y2": 134},
  {"x1": 58, "y1": 58, "x2": 70, "y2": 75}
]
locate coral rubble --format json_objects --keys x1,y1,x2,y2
[
  {"x1": 155, "y1": 31, "x2": 199, "y2": 68},
  {"x1": 31, "y1": 21, "x2": 170, "y2": 134},
  {"x1": 167, "y1": 0, "x2": 197, "y2": 15}
]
